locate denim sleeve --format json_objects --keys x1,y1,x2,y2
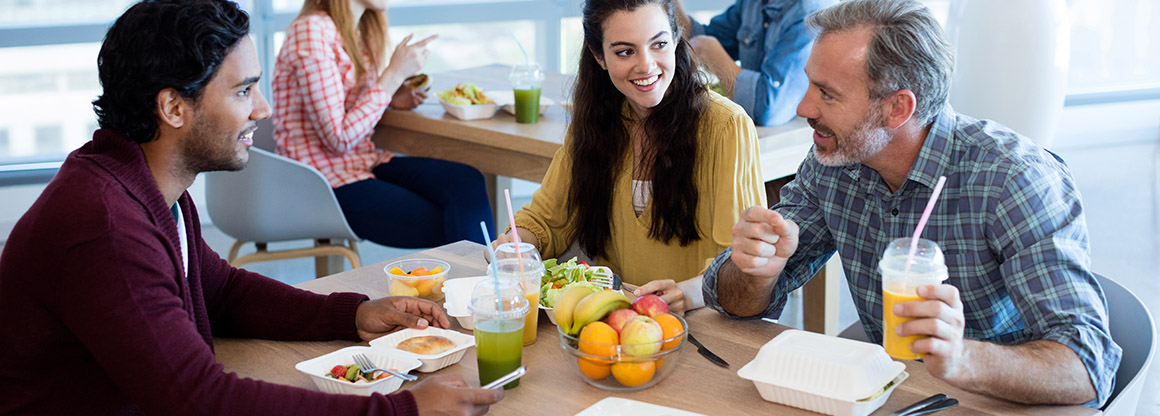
[
  {"x1": 731, "y1": 5, "x2": 814, "y2": 126},
  {"x1": 987, "y1": 153, "x2": 1121, "y2": 408},
  {"x1": 695, "y1": 3, "x2": 743, "y2": 57},
  {"x1": 703, "y1": 154, "x2": 836, "y2": 319}
]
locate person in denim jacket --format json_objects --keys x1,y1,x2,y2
[{"x1": 676, "y1": 0, "x2": 835, "y2": 126}]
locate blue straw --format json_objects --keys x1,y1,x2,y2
[
  {"x1": 508, "y1": 30, "x2": 530, "y2": 65},
  {"x1": 479, "y1": 221, "x2": 504, "y2": 312}
]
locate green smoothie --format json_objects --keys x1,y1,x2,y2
[
  {"x1": 475, "y1": 319, "x2": 524, "y2": 389},
  {"x1": 513, "y1": 88, "x2": 541, "y2": 124}
]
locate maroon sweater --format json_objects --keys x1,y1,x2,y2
[{"x1": 0, "y1": 130, "x2": 418, "y2": 415}]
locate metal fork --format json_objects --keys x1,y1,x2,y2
[{"x1": 351, "y1": 353, "x2": 417, "y2": 381}]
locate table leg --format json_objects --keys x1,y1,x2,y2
[{"x1": 802, "y1": 255, "x2": 842, "y2": 335}]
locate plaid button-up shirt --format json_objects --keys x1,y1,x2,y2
[{"x1": 704, "y1": 107, "x2": 1121, "y2": 406}]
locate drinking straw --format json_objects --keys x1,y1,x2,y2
[
  {"x1": 905, "y1": 176, "x2": 947, "y2": 274},
  {"x1": 503, "y1": 189, "x2": 525, "y2": 272},
  {"x1": 508, "y1": 30, "x2": 530, "y2": 65},
  {"x1": 480, "y1": 221, "x2": 504, "y2": 312}
]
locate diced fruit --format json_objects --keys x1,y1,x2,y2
[
  {"x1": 390, "y1": 280, "x2": 420, "y2": 297},
  {"x1": 330, "y1": 365, "x2": 347, "y2": 378},
  {"x1": 414, "y1": 276, "x2": 443, "y2": 298},
  {"x1": 410, "y1": 267, "x2": 430, "y2": 276},
  {"x1": 388, "y1": 266, "x2": 406, "y2": 275},
  {"x1": 429, "y1": 266, "x2": 442, "y2": 274}
]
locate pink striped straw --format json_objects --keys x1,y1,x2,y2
[
  {"x1": 905, "y1": 176, "x2": 947, "y2": 273},
  {"x1": 504, "y1": 189, "x2": 525, "y2": 272}
]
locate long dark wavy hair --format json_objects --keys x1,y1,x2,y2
[
  {"x1": 570, "y1": 0, "x2": 707, "y2": 259},
  {"x1": 92, "y1": 0, "x2": 249, "y2": 143}
]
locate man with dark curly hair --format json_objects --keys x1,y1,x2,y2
[{"x1": 0, "y1": 1, "x2": 501, "y2": 414}]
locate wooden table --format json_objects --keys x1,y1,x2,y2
[{"x1": 215, "y1": 241, "x2": 1098, "y2": 416}]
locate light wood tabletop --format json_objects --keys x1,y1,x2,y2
[{"x1": 214, "y1": 241, "x2": 1099, "y2": 416}]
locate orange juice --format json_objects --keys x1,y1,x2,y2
[
  {"x1": 522, "y1": 292, "x2": 540, "y2": 345},
  {"x1": 495, "y1": 254, "x2": 544, "y2": 346},
  {"x1": 883, "y1": 281, "x2": 926, "y2": 359}
]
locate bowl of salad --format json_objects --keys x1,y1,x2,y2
[
  {"x1": 538, "y1": 257, "x2": 614, "y2": 326},
  {"x1": 436, "y1": 83, "x2": 497, "y2": 120}
]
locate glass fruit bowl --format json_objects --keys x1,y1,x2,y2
[
  {"x1": 557, "y1": 313, "x2": 687, "y2": 391},
  {"x1": 384, "y1": 259, "x2": 451, "y2": 302}
]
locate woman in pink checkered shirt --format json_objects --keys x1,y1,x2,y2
[{"x1": 272, "y1": 0, "x2": 494, "y2": 247}]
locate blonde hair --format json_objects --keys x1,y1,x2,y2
[{"x1": 299, "y1": 0, "x2": 389, "y2": 82}]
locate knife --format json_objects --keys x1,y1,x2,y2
[
  {"x1": 888, "y1": 394, "x2": 956, "y2": 416},
  {"x1": 686, "y1": 333, "x2": 730, "y2": 368}
]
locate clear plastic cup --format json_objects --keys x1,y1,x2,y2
[
  {"x1": 880, "y1": 238, "x2": 948, "y2": 360},
  {"x1": 509, "y1": 63, "x2": 544, "y2": 124},
  {"x1": 469, "y1": 278, "x2": 529, "y2": 389},
  {"x1": 495, "y1": 242, "x2": 545, "y2": 345}
]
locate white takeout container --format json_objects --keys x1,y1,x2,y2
[
  {"x1": 439, "y1": 99, "x2": 498, "y2": 120},
  {"x1": 737, "y1": 330, "x2": 907, "y2": 416},
  {"x1": 294, "y1": 346, "x2": 421, "y2": 396},
  {"x1": 368, "y1": 327, "x2": 475, "y2": 372},
  {"x1": 443, "y1": 275, "x2": 491, "y2": 329}
]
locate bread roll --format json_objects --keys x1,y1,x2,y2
[
  {"x1": 403, "y1": 74, "x2": 430, "y2": 91},
  {"x1": 396, "y1": 335, "x2": 455, "y2": 355}
]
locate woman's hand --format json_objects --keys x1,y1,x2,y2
[
  {"x1": 354, "y1": 296, "x2": 451, "y2": 341},
  {"x1": 485, "y1": 227, "x2": 538, "y2": 263},
  {"x1": 628, "y1": 280, "x2": 687, "y2": 315},
  {"x1": 380, "y1": 34, "x2": 438, "y2": 90},
  {"x1": 389, "y1": 86, "x2": 426, "y2": 110}
]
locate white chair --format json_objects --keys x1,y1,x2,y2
[
  {"x1": 1095, "y1": 272, "x2": 1155, "y2": 415},
  {"x1": 205, "y1": 118, "x2": 361, "y2": 276},
  {"x1": 837, "y1": 272, "x2": 1155, "y2": 413}
]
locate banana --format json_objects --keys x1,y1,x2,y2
[
  {"x1": 569, "y1": 290, "x2": 630, "y2": 335},
  {"x1": 553, "y1": 285, "x2": 601, "y2": 332}
]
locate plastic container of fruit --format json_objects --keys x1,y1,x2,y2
[
  {"x1": 368, "y1": 327, "x2": 476, "y2": 373},
  {"x1": 439, "y1": 99, "x2": 498, "y2": 120},
  {"x1": 442, "y1": 275, "x2": 490, "y2": 329},
  {"x1": 737, "y1": 330, "x2": 908, "y2": 416},
  {"x1": 384, "y1": 258, "x2": 451, "y2": 302},
  {"x1": 294, "y1": 346, "x2": 422, "y2": 396},
  {"x1": 557, "y1": 313, "x2": 687, "y2": 391}
]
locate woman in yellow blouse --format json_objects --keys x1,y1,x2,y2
[{"x1": 492, "y1": 0, "x2": 765, "y2": 313}]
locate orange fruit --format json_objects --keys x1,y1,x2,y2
[
  {"x1": 388, "y1": 266, "x2": 406, "y2": 275},
  {"x1": 578, "y1": 322, "x2": 618, "y2": 364},
  {"x1": 577, "y1": 357, "x2": 611, "y2": 380},
  {"x1": 410, "y1": 267, "x2": 429, "y2": 276},
  {"x1": 654, "y1": 313, "x2": 684, "y2": 351},
  {"x1": 611, "y1": 360, "x2": 656, "y2": 387}
]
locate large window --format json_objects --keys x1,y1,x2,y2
[{"x1": 0, "y1": 0, "x2": 1157, "y2": 181}]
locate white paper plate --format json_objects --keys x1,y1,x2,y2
[
  {"x1": 575, "y1": 397, "x2": 705, "y2": 416},
  {"x1": 368, "y1": 327, "x2": 475, "y2": 372}
]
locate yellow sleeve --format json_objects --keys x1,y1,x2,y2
[
  {"x1": 513, "y1": 128, "x2": 577, "y2": 259},
  {"x1": 703, "y1": 103, "x2": 767, "y2": 270}
]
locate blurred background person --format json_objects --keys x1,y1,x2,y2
[
  {"x1": 273, "y1": 0, "x2": 494, "y2": 248},
  {"x1": 675, "y1": 0, "x2": 835, "y2": 126}
]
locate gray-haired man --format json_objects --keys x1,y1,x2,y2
[{"x1": 703, "y1": 0, "x2": 1120, "y2": 407}]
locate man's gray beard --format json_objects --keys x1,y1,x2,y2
[{"x1": 815, "y1": 110, "x2": 890, "y2": 167}]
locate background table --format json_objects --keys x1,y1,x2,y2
[{"x1": 215, "y1": 241, "x2": 1099, "y2": 416}]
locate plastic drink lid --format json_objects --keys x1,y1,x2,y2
[
  {"x1": 879, "y1": 237, "x2": 947, "y2": 278},
  {"x1": 469, "y1": 278, "x2": 529, "y2": 319}
]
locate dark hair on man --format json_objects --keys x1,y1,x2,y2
[
  {"x1": 570, "y1": 0, "x2": 706, "y2": 259},
  {"x1": 806, "y1": 0, "x2": 954, "y2": 125},
  {"x1": 92, "y1": 0, "x2": 249, "y2": 143}
]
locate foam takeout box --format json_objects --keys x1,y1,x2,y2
[
  {"x1": 368, "y1": 327, "x2": 475, "y2": 373},
  {"x1": 737, "y1": 329, "x2": 907, "y2": 416}
]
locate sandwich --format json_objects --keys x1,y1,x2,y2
[{"x1": 404, "y1": 74, "x2": 430, "y2": 92}]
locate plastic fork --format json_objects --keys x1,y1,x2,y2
[
  {"x1": 351, "y1": 353, "x2": 417, "y2": 381},
  {"x1": 589, "y1": 268, "x2": 615, "y2": 290}
]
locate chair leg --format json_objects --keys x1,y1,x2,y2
[{"x1": 227, "y1": 240, "x2": 247, "y2": 263}]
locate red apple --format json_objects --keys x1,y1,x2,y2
[
  {"x1": 620, "y1": 316, "x2": 663, "y2": 356},
  {"x1": 605, "y1": 308, "x2": 639, "y2": 334},
  {"x1": 631, "y1": 294, "x2": 669, "y2": 317}
]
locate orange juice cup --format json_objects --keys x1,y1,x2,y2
[
  {"x1": 880, "y1": 237, "x2": 947, "y2": 360},
  {"x1": 495, "y1": 243, "x2": 545, "y2": 346}
]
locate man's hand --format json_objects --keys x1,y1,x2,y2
[
  {"x1": 389, "y1": 87, "x2": 427, "y2": 110},
  {"x1": 730, "y1": 207, "x2": 798, "y2": 279},
  {"x1": 689, "y1": 35, "x2": 742, "y2": 97},
  {"x1": 409, "y1": 374, "x2": 503, "y2": 416},
  {"x1": 355, "y1": 296, "x2": 451, "y2": 341},
  {"x1": 895, "y1": 284, "x2": 969, "y2": 382}
]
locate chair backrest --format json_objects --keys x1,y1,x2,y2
[
  {"x1": 204, "y1": 146, "x2": 358, "y2": 244},
  {"x1": 1095, "y1": 272, "x2": 1155, "y2": 414},
  {"x1": 252, "y1": 117, "x2": 277, "y2": 152}
]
